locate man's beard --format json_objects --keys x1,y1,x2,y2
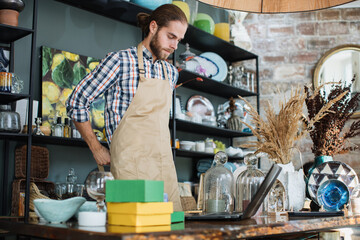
[{"x1": 149, "y1": 31, "x2": 172, "y2": 60}]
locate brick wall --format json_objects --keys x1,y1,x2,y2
[{"x1": 242, "y1": 8, "x2": 360, "y2": 172}]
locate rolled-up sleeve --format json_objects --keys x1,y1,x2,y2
[{"x1": 66, "y1": 52, "x2": 121, "y2": 122}]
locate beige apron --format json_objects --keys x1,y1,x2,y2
[{"x1": 110, "y1": 42, "x2": 182, "y2": 211}]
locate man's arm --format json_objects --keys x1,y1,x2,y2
[{"x1": 73, "y1": 120, "x2": 110, "y2": 166}]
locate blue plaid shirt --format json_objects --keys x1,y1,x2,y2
[{"x1": 66, "y1": 46, "x2": 178, "y2": 144}]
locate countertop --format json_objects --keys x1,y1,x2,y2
[{"x1": 1, "y1": 214, "x2": 360, "y2": 239}]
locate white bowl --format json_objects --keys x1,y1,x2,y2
[
  {"x1": 78, "y1": 211, "x2": 106, "y2": 226},
  {"x1": 34, "y1": 197, "x2": 86, "y2": 224},
  {"x1": 75, "y1": 201, "x2": 99, "y2": 219},
  {"x1": 180, "y1": 141, "x2": 195, "y2": 151}
]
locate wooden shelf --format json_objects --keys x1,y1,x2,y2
[
  {"x1": 178, "y1": 70, "x2": 257, "y2": 98},
  {"x1": 0, "y1": 24, "x2": 33, "y2": 44}
]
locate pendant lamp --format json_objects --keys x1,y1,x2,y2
[{"x1": 197, "y1": 0, "x2": 356, "y2": 13}]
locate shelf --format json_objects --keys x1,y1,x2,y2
[
  {"x1": 178, "y1": 70, "x2": 257, "y2": 98},
  {"x1": 55, "y1": 0, "x2": 151, "y2": 26},
  {"x1": 32, "y1": 135, "x2": 108, "y2": 148},
  {"x1": 55, "y1": 0, "x2": 257, "y2": 62},
  {"x1": 0, "y1": 92, "x2": 30, "y2": 104},
  {"x1": 0, "y1": 132, "x2": 29, "y2": 141},
  {"x1": 0, "y1": 24, "x2": 34, "y2": 44},
  {"x1": 175, "y1": 148, "x2": 243, "y2": 161},
  {"x1": 174, "y1": 119, "x2": 253, "y2": 138},
  {"x1": 183, "y1": 25, "x2": 257, "y2": 62}
]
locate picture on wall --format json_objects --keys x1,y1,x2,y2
[{"x1": 41, "y1": 46, "x2": 106, "y2": 139}]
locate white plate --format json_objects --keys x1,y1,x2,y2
[
  {"x1": 186, "y1": 95, "x2": 215, "y2": 117},
  {"x1": 200, "y1": 52, "x2": 228, "y2": 82}
]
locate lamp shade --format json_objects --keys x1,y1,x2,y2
[{"x1": 197, "y1": 0, "x2": 356, "y2": 13}]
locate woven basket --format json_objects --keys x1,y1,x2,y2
[
  {"x1": 11, "y1": 179, "x2": 55, "y2": 216},
  {"x1": 15, "y1": 145, "x2": 49, "y2": 179}
]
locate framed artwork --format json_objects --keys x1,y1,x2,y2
[{"x1": 41, "y1": 46, "x2": 105, "y2": 138}]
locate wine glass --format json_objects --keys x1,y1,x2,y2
[{"x1": 85, "y1": 171, "x2": 114, "y2": 212}]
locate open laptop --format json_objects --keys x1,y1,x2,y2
[{"x1": 185, "y1": 163, "x2": 282, "y2": 221}]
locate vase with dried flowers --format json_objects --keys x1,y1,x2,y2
[
  {"x1": 304, "y1": 77, "x2": 360, "y2": 175},
  {"x1": 237, "y1": 86, "x2": 346, "y2": 210}
]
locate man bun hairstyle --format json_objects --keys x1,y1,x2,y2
[{"x1": 137, "y1": 4, "x2": 188, "y2": 37}]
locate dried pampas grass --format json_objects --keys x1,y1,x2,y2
[{"x1": 239, "y1": 85, "x2": 345, "y2": 164}]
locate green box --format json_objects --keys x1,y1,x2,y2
[
  {"x1": 171, "y1": 211, "x2": 184, "y2": 223},
  {"x1": 106, "y1": 180, "x2": 164, "y2": 203}
]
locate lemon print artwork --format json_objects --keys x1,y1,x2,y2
[{"x1": 41, "y1": 46, "x2": 105, "y2": 138}]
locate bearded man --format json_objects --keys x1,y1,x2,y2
[{"x1": 66, "y1": 4, "x2": 188, "y2": 211}]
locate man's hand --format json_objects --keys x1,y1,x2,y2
[
  {"x1": 73, "y1": 120, "x2": 111, "y2": 166},
  {"x1": 91, "y1": 144, "x2": 111, "y2": 165}
]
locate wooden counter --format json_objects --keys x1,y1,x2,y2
[{"x1": 1, "y1": 215, "x2": 360, "y2": 239}]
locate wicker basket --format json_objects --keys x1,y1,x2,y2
[
  {"x1": 15, "y1": 145, "x2": 49, "y2": 179},
  {"x1": 11, "y1": 179, "x2": 55, "y2": 216}
]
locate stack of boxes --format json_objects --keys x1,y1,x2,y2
[{"x1": 106, "y1": 179, "x2": 184, "y2": 233}]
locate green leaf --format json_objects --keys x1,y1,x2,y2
[
  {"x1": 42, "y1": 46, "x2": 52, "y2": 77},
  {"x1": 73, "y1": 61, "x2": 87, "y2": 86},
  {"x1": 51, "y1": 57, "x2": 73, "y2": 89}
]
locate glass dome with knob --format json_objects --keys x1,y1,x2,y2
[
  {"x1": 203, "y1": 151, "x2": 234, "y2": 213},
  {"x1": 236, "y1": 153, "x2": 264, "y2": 213}
]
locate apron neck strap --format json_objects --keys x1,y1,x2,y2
[{"x1": 137, "y1": 42, "x2": 170, "y2": 82}]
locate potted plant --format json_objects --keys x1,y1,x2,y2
[{"x1": 0, "y1": 0, "x2": 25, "y2": 27}]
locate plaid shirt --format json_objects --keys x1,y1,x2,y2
[{"x1": 66, "y1": 46, "x2": 178, "y2": 144}]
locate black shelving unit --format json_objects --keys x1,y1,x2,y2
[
  {"x1": 5, "y1": 0, "x2": 260, "y2": 216},
  {"x1": 53, "y1": 0, "x2": 260, "y2": 163},
  {"x1": 0, "y1": 0, "x2": 38, "y2": 221}
]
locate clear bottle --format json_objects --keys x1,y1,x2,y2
[
  {"x1": 203, "y1": 151, "x2": 234, "y2": 213},
  {"x1": 53, "y1": 116, "x2": 63, "y2": 137},
  {"x1": 63, "y1": 168, "x2": 78, "y2": 199},
  {"x1": 63, "y1": 117, "x2": 71, "y2": 138},
  {"x1": 71, "y1": 119, "x2": 81, "y2": 138},
  {"x1": 236, "y1": 153, "x2": 264, "y2": 213}
]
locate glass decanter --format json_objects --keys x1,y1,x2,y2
[
  {"x1": 203, "y1": 151, "x2": 234, "y2": 213},
  {"x1": 235, "y1": 153, "x2": 264, "y2": 213},
  {"x1": 85, "y1": 170, "x2": 114, "y2": 212}
]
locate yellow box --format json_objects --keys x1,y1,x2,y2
[
  {"x1": 107, "y1": 202, "x2": 173, "y2": 215},
  {"x1": 108, "y1": 213, "x2": 171, "y2": 226},
  {"x1": 108, "y1": 224, "x2": 171, "y2": 233}
]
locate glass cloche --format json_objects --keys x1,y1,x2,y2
[
  {"x1": 236, "y1": 153, "x2": 264, "y2": 213},
  {"x1": 203, "y1": 151, "x2": 234, "y2": 213}
]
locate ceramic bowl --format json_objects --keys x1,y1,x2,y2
[
  {"x1": 34, "y1": 197, "x2": 86, "y2": 224},
  {"x1": 180, "y1": 141, "x2": 195, "y2": 151},
  {"x1": 194, "y1": 13, "x2": 215, "y2": 34},
  {"x1": 75, "y1": 201, "x2": 98, "y2": 219},
  {"x1": 131, "y1": 0, "x2": 171, "y2": 10},
  {"x1": 316, "y1": 179, "x2": 349, "y2": 211}
]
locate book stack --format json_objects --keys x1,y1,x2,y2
[{"x1": 106, "y1": 179, "x2": 184, "y2": 233}]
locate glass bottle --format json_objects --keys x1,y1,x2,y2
[
  {"x1": 63, "y1": 117, "x2": 71, "y2": 138},
  {"x1": 53, "y1": 116, "x2": 63, "y2": 137},
  {"x1": 63, "y1": 168, "x2": 78, "y2": 199},
  {"x1": 0, "y1": 104, "x2": 21, "y2": 133},
  {"x1": 236, "y1": 153, "x2": 264, "y2": 213},
  {"x1": 203, "y1": 151, "x2": 234, "y2": 213},
  {"x1": 71, "y1": 119, "x2": 81, "y2": 138}
]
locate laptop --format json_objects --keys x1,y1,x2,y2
[{"x1": 185, "y1": 163, "x2": 282, "y2": 221}]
